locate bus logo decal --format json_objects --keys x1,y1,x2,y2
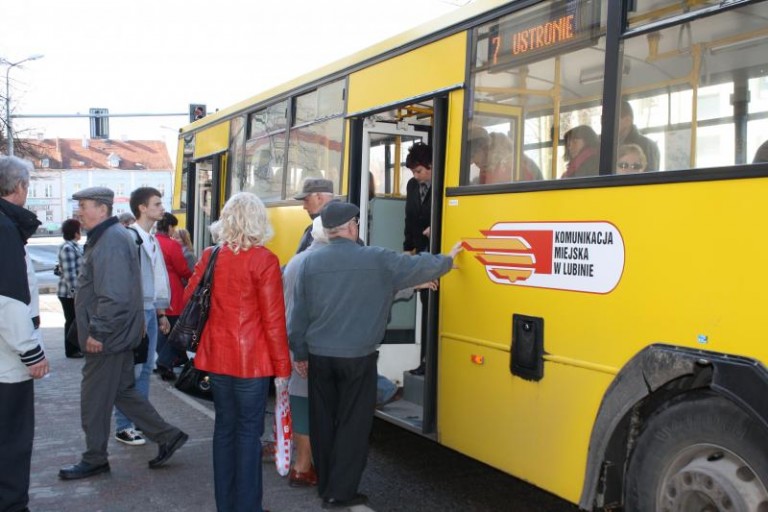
[{"x1": 462, "y1": 221, "x2": 625, "y2": 294}]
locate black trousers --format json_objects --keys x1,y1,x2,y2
[
  {"x1": 58, "y1": 297, "x2": 80, "y2": 356},
  {"x1": 308, "y1": 352, "x2": 377, "y2": 501},
  {"x1": 0, "y1": 379, "x2": 34, "y2": 512}
]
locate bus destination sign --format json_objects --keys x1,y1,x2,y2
[{"x1": 483, "y1": 0, "x2": 601, "y2": 69}]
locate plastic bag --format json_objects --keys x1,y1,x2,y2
[{"x1": 273, "y1": 378, "x2": 292, "y2": 476}]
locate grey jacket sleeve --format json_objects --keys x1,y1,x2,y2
[{"x1": 389, "y1": 250, "x2": 453, "y2": 292}]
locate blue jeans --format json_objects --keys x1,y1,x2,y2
[
  {"x1": 115, "y1": 309, "x2": 157, "y2": 431},
  {"x1": 210, "y1": 373, "x2": 269, "y2": 512}
]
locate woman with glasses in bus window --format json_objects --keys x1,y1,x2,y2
[{"x1": 616, "y1": 144, "x2": 648, "y2": 175}]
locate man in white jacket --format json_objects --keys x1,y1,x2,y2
[{"x1": 0, "y1": 156, "x2": 49, "y2": 512}]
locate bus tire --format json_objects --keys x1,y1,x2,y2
[{"x1": 624, "y1": 392, "x2": 768, "y2": 512}]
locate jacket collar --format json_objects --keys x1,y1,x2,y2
[
  {"x1": 85, "y1": 216, "x2": 119, "y2": 249},
  {"x1": 0, "y1": 197, "x2": 41, "y2": 243}
]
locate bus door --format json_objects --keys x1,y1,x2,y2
[
  {"x1": 356, "y1": 109, "x2": 438, "y2": 433},
  {"x1": 187, "y1": 153, "x2": 225, "y2": 256}
]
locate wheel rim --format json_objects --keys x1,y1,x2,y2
[{"x1": 658, "y1": 444, "x2": 768, "y2": 512}]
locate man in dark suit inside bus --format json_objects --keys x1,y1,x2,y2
[{"x1": 403, "y1": 142, "x2": 433, "y2": 376}]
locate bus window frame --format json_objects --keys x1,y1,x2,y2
[
  {"x1": 446, "y1": 162, "x2": 768, "y2": 198},
  {"x1": 460, "y1": 0, "x2": 768, "y2": 189}
]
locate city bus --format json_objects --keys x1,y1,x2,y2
[{"x1": 172, "y1": 0, "x2": 768, "y2": 509}]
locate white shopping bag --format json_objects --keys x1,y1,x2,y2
[{"x1": 273, "y1": 378, "x2": 292, "y2": 477}]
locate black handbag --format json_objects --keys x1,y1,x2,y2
[
  {"x1": 133, "y1": 333, "x2": 150, "y2": 365},
  {"x1": 174, "y1": 358, "x2": 213, "y2": 400},
  {"x1": 168, "y1": 245, "x2": 221, "y2": 353}
]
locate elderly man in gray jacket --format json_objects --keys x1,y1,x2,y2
[
  {"x1": 288, "y1": 201, "x2": 462, "y2": 509},
  {"x1": 59, "y1": 186, "x2": 187, "y2": 481}
]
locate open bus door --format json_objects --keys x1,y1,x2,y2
[
  {"x1": 186, "y1": 153, "x2": 226, "y2": 257},
  {"x1": 352, "y1": 96, "x2": 448, "y2": 435}
]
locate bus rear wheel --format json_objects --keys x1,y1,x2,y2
[{"x1": 624, "y1": 392, "x2": 768, "y2": 512}]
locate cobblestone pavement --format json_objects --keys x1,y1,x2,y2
[{"x1": 29, "y1": 295, "x2": 368, "y2": 512}]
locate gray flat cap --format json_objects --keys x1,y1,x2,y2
[
  {"x1": 321, "y1": 202, "x2": 359, "y2": 229},
  {"x1": 294, "y1": 178, "x2": 333, "y2": 199},
  {"x1": 72, "y1": 186, "x2": 114, "y2": 206}
]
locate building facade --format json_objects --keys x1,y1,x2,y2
[{"x1": 23, "y1": 138, "x2": 173, "y2": 233}]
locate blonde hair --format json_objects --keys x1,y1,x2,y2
[
  {"x1": 209, "y1": 192, "x2": 273, "y2": 253},
  {"x1": 175, "y1": 228, "x2": 193, "y2": 251},
  {"x1": 617, "y1": 144, "x2": 647, "y2": 169}
]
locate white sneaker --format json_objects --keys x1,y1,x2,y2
[{"x1": 115, "y1": 428, "x2": 146, "y2": 446}]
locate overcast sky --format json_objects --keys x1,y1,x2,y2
[{"x1": 1, "y1": 0, "x2": 468, "y2": 161}]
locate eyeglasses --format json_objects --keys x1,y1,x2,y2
[
  {"x1": 351, "y1": 217, "x2": 360, "y2": 226},
  {"x1": 617, "y1": 162, "x2": 644, "y2": 171}
]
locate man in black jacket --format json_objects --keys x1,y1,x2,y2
[
  {"x1": 619, "y1": 100, "x2": 661, "y2": 172},
  {"x1": 0, "y1": 155, "x2": 48, "y2": 512},
  {"x1": 403, "y1": 143, "x2": 433, "y2": 375}
]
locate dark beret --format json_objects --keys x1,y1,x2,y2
[{"x1": 320, "y1": 202, "x2": 359, "y2": 229}]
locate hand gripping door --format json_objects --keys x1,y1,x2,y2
[{"x1": 168, "y1": 245, "x2": 222, "y2": 352}]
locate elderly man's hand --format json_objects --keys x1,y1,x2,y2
[
  {"x1": 28, "y1": 358, "x2": 49, "y2": 379},
  {"x1": 85, "y1": 336, "x2": 103, "y2": 353},
  {"x1": 294, "y1": 360, "x2": 309, "y2": 379}
]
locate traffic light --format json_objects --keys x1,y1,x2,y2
[
  {"x1": 189, "y1": 104, "x2": 206, "y2": 122},
  {"x1": 90, "y1": 108, "x2": 109, "y2": 139}
]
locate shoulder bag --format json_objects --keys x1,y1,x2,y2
[{"x1": 168, "y1": 245, "x2": 221, "y2": 352}]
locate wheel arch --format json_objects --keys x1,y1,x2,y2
[{"x1": 578, "y1": 343, "x2": 768, "y2": 510}]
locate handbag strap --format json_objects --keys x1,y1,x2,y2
[{"x1": 200, "y1": 245, "x2": 221, "y2": 290}]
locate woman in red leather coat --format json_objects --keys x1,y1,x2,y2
[{"x1": 184, "y1": 192, "x2": 291, "y2": 512}]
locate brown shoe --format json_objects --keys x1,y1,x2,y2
[{"x1": 288, "y1": 465, "x2": 318, "y2": 487}]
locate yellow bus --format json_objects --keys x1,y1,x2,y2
[{"x1": 173, "y1": 1, "x2": 768, "y2": 509}]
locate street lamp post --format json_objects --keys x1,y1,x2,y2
[{"x1": 3, "y1": 54, "x2": 44, "y2": 156}]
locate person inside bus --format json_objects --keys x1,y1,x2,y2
[
  {"x1": 618, "y1": 100, "x2": 660, "y2": 171},
  {"x1": 483, "y1": 132, "x2": 543, "y2": 183},
  {"x1": 615, "y1": 144, "x2": 648, "y2": 175},
  {"x1": 753, "y1": 140, "x2": 768, "y2": 163},
  {"x1": 403, "y1": 142, "x2": 433, "y2": 376},
  {"x1": 561, "y1": 125, "x2": 600, "y2": 179},
  {"x1": 468, "y1": 126, "x2": 491, "y2": 184},
  {"x1": 294, "y1": 178, "x2": 335, "y2": 254}
]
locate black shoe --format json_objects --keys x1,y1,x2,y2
[
  {"x1": 408, "y1": 363, "x2": 425, "y2": 376},
  {"x1": 158, "y1": 367, "x2": 177, "y2": 382},
  {"x1": 59, "y1": 460, "x2": 110, "y2": 480},
  {"x1": 322, "y1": 493, "x2": 368, "y2": 509},
  {"x1": 149, "y1": 431, "x2": 188, "y2": 469},
  {"x1": 66, "y1": 352, "x2": 84, "y2": 359}
]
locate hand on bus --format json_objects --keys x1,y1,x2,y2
[{"x1": 448, "y1": 241, "x2": 464, "y2": 260}]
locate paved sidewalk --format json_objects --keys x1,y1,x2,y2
[{"x1": 28, "y1": 295, "x2": 361, "y2": 512}]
